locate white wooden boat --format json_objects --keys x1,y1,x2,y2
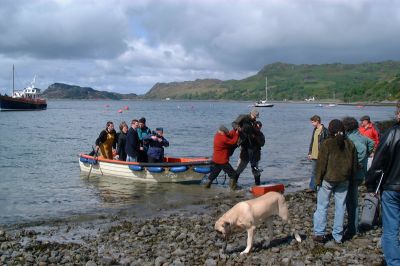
[
  {"x1": 254, "y1": 76, "x2": 274, "y2": 108},
  {"x1": 79, "y1": 154, "x2": 212, "y2": 183}
]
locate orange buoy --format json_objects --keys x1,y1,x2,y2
[
  {"x1": 251, "y1": 183, "x2": 285, "y2": 197},
  {"x1": 124, "y1": 106, "x2": 129, "y2": 110},
  {"x1": 118, "y1": 109, "x2": 123, "y2": 113}
]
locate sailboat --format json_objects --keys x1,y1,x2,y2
[
  {"x1": 254, "y1": 76, "x2": 274, "y2": 107},
  {"x1": 0, "y1": 65, "x2": 47, "y2": 111}
]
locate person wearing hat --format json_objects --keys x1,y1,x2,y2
[
  {"x1": 342, "y1": 116, "x2": 375, "y2": 239},
  {"x1": 137, "y1": 117, "x2": 152, "y2": 162},
  {"x1": 359, "y1": 115, "x2": 380, "y2": 151},
  {"x1": 204, "y1": 125, "x2": 239, "y2": 190},
  {"x1": 365, "y1": 105, "x2": 400, "y2": 265},
  {"x1": 144, "y1": 127, "x2": 169, "y2": 163}
]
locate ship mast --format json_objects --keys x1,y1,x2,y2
[{"x1": 12, "y1": 64, "x2": 15, "y2": 96}]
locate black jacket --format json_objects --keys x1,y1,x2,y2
[
  {"x1": 365, "y1": 123, "x2": 400, "y2": 192},
  {"x1": 117, "y1": 132, "x2": 127, "y2": 161},
  {"x1": 308, "y1": 125, "x2": 329, "y2": 155},
  {"x1": 232, "y1": 114, "x2": 257, "y2": 147},
  {"x1": 125, "y1": 127, "x2": 140, "y2": 158}
]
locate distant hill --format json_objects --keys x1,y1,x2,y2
[
  {"x1": 144, "y1": 61, "x2": 400, "y2": 102},
  {"x1": 145, "y1": 79, "x2": 227, "y2": 99},
  {"x1": 42, "y1": 83, "x2": 137, "y2": 100}
]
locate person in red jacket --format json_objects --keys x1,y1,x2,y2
[
  {"x1": 359, "y1": 115, "x2": 380, "y2": 151},
  {"x1": 204, "y1": 125, "x2": 239, "y2": 190}
]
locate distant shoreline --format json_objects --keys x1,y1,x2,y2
[{"x1": 43, "y1": 98, "x2": 399, "y2": 106}]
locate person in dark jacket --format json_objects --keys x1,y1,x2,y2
[
  {"x1": 231, "y1": 109, "x2": 259, "y2": 146},
  {"x1": 342, "y1": 116, "x2": 375, "y2": 238},
  {"x1": 313, "y1": 119, "x2": 358, "y2": 244},
  {"x1": 125, "y1": 119, "x2": 140, "y2": 162},
  {"x1": 137, "y1": 117, "x2": 152, "y2": 162},
  {"x1": 144, "y1": 127, "x2": 169, "y2": 163},
  {"x1": 205, "y1": 125, "x2": 239, "y2": 190},
  {"x1": 365, "y1": 105, "x2": 400, "y2": 266},
  {"x1": 307, "y1": 115, "x2": 329, "y2": 192},
  {"x1": 116, "y1": 121, "x2": 128, "y2": 161},
  {"x1": 95, "y1": 121, "x2": 117, "y2": 159},
  {"x1": 236, "y1": 120, "x2": 265, "y2": 185},
  {"x1": 232, "y1": 109, "x2": 259, "y2": 184}
]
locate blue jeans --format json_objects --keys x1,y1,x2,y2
[
  {"x1": 126, "y1": 155, "x2": 137, "y2": 162},
  {"x1": 346, "y1": 179, "x2": 363, "y2": 235},
  {"x1": 309, "y1": 159, "x2": 317, "y2": 190},
  {"x1": 314, "y1": 180, "x2": 349, "y2": 243},
  {"x1": 381, "y1": 190, "x2": 400, "y2": 266}
]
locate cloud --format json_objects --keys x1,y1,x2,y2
[{"x1": 1, "y1": 0, "x2": 400, "y2": 94}]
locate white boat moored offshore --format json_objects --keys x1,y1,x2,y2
[{"x1": 254, "y1": 76, "x2": 274, "y2": 107}]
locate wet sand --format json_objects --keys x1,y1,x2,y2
[{"x1": 0, "y1": 187, "x2": 385, "y2": 265}]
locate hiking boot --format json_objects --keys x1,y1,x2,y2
[
  {"x1": 229, "y1": 179, "x2": 238, "y2": 190},
  {"x1": 254, "y1": 176, "x2": 261, "y2": 186},
  {"x1": 204, "y1": 180, "x2": 212, "y2": 188},
  {"x1": 313, "y1": 235, "x2": 327, "y2": 243}
]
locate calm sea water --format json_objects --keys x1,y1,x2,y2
[{"x1": 0, "y1": 100, "x2": 396, "y2": 225}]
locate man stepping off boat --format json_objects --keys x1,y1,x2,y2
[{"x1": 204, "y1": 125, "x2": 239, "y2": 190}]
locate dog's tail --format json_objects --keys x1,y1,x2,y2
[{"x1": 278, "y1": 194, "x2": 302, "y2": 243}]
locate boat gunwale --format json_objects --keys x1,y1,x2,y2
[{"x1": 79, "y1": 153, "x2": 213, "y2": 167}]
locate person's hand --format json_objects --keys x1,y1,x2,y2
[
  {"x1": 151, "y1": 135, "x2": 158, "y2": 140},
  {"x1": 158, "y1": 137, "x2": 163, "y2": 142},
  {"x1": 95, "y1": 145, "x2": 99, "y2": 152},
  {"x1": 140, "y1": 146, "x2": 144, "y2": 151},
  {"x1": 307, "y1": 154, "x2": 312, "y2": 160}
]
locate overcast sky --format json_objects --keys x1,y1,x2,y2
[{"x1": 0, "y1": 0, "x2": 399, "y2": 95}]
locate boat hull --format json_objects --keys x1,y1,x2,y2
[
  {"x1": 254, "y1": 103, "x2": 274, "y2": 107},
  {"x1": 0, "y1": 95, "x2": 47, "y2": 111},
  {"x1": 79, "y1": 154, "x2": 212, "y2": 183},
  {"x1": 250, "y1": 184, "x2": 285, "y2": 197}
]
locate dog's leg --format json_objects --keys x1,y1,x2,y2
[
  {"x1": 265, "y1": 217, "x2": 273, "y2": 247},
  {"x1": 241, "y1": 225, "x2": 255, "y2": 255}
]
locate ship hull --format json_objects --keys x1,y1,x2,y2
[{"x1": 0, "y1": 95, "x2": 47, "y2": 111}]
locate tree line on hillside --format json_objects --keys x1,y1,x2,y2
[{"x1": 153, "y1": 61, "x2": 400, "y2": 102}]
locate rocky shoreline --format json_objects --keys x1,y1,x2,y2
[{"x1": 0, "y1": 188, "x2": 384, "y2": 265}]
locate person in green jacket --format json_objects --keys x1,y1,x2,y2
[
  {"x1": 313, "y1": 119, "x2": 358, "y2": 244},
  {"x1": 137, "y1": 117, "x2": 152, "y2": 162},
  {"x1": 342, "y1": 116, "x2": 375, "y2": 238}
]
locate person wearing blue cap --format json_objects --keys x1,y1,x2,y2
[{"x1": 144, "y1": 127, "x2": 169, "y2": 163}]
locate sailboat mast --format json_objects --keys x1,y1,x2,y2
[
  {"x1": 12, "y1": 64, "x2": 15, "y2": 96},
  {"x1": 265, "y1": 76, "x2": 268, "y2": 101}
]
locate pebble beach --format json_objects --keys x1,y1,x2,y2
[{"x1": 0, "y1": 186, "x2": 385, "y2": 265}]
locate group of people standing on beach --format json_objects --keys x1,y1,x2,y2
[
  {"x1": 307, "y1": 106, "x2": 400, "y2": 266},
  {"x1": 94, "y1": 117, "x2": 169, "y2": 163},
  {"x1": 203, "y1": 105, "x2": 399, "y2": 265}
]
